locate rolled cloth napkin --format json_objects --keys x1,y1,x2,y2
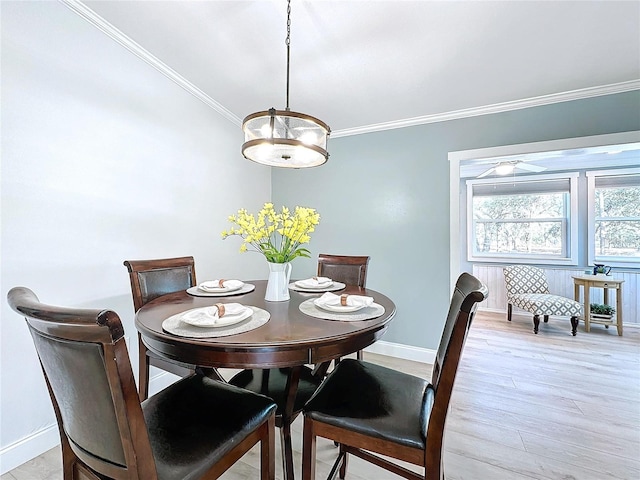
[
  {"x1": 181, "y1": 302, "x2": 248, "y2": 326},
  {"x1": 296, "y1": 276, "x2": 333, "y2": 288},
  {"x1": 198, "y1": 279, "x2": 244, "y2": 292},
  {"x1": 316, "y1": 292, "x2": 374, "y2": 308}
]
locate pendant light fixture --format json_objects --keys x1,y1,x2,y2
[{"x1": 242, "y1": 0, "x2": 330, "y2": 168}]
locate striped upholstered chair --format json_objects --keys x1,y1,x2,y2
[{"x1": 503, "y1": 265, "x2": 582, "y2": 336}]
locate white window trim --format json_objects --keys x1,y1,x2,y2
[
  {"x1": 466, "y1": 172, "x2": 579, "y2": 265},
  {"x1": 587, "y1": 167, "x2": 640, "y2": 268}
]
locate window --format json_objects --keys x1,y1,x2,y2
[
  {"x1": 466, "y1": 173, "x2": 578, "y2": 264},
  {"x1": 588, "y1": 168, "x2": 640, "y2": 267}
]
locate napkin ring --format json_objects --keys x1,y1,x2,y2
[
  {"x1": 215, "y1": 303, "x2": 225, "y2": 317},
  {"x1": 340, "y1": 294, "x2": 349, "y2": 306},
  {"x1": 218, "y1": 279, "x2": 226, "y2": 288}
]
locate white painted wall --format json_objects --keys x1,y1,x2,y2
[{"x1": 0, "y1": 2, "x2": 270, "y2": 472}]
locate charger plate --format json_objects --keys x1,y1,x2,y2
[
  {"x1": 162, "y1": 306, "x2": 269, "y2": 338},
  {"x1": 299, "y1": 298, "x2": 385, "y2": 322}
]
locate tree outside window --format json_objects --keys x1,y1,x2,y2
[
  {"x1": 589, "y1": 170, "x2": 640, "y2": 265},
  {"x1": 467, "y1": 173, "x2": 577, "y2": 264}
]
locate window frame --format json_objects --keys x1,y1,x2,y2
[
  {"x1": 466, "y1": 172, "x2": 579, "y2": 265},
  {"x1": 587, "y1": 167, "x2": 640, "y2": 268}
]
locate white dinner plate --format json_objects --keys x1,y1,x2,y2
[
  {"x1": 186, "y1": 283, "x2": 255, "y2": 297},
  {"x1": 180, "y1": 306, "x2": 253, "y2": 328},
  {"x1": 197, "y1": 281, "x2": 244, "y2": 293},
  {"x1": 289, "y1": 281, "x2": 346, "y2": 293},
  {"x1": 295, "y1": 279, "x2": 333, "y2": 289},
  {"x1": 313, "y1": 299, "x2": 366, "y2": 313}
]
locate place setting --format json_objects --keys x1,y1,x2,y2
[
  {"x1": 289, "y1": 276, "x2": 346, "y2": 293},
  {"x1": 162, "y1": 302, "x2": 270, "y2": 338},
  {"x1": 299, "y1": 291, "x2": 385, "y2": 321},
  {"x1": 187, "y1": 278, "x2": 256, "y2": 297}
]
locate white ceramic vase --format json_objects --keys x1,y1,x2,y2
[{"x1": 265, "y1": 261, "x2": 292, "y2": 302}]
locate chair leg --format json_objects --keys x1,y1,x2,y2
[
  {"x1": 326, "y1": 449, "x2": 346, "y2": 480},
  {"x1": 570, "y1": 316, "x2": 578, "y2": 336},
  {"x1": 507, "y1": 304, "x2": 512, "y2": 321},
  {"x1": 533, "y1": 315, "x2": 540, "y2": 334},
  {"x1": 339, "y1": 443, "x2": 349, "y2": 479},
  {"x1": 356, "y1": 350, "x2": 363, "y2": 360},
  {"x1": 302, "y1": 416, "x2": 316, "y2": 480},
  {"x1": 543, "y1": 315, "x2": 549, "y2": 323},
  {"x1": 260, "y1": 415, "x2": 276, "y2": 480}
]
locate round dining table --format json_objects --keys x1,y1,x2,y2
[{"x1": 135, "y1": 279, "x2": 396, "y2": 480}]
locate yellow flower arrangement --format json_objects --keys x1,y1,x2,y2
[{"x1": 221, "y1": 203, "x2": 320, "y2": 263}]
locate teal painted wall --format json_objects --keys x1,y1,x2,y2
[{"x1": 273, "y1": 91, "x2": 640, "y2": 350}]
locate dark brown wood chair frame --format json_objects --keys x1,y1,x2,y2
[
  {"x1": 7, "y1": 286, "x2": 276, "y2": 480},
  {"x1": 317, "y1": 254, "x2": 370, "y2": 361},
  {"x1": 124, "y1": 256, "x2": 224, "y2": 400},
  {"x1": 301, "y1": 272, "x2": 488, "y2": 480}
]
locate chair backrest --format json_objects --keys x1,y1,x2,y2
[
  {"x1": 317, "y1": 254, "x2": 370, "y2": 288},
  {"x1": 124, "y1": 256, "x2": 196, "y2": 312},
  {"x1": 425, "y1": 273, "x2": 488, "y2": 468},
  {"x1": 503, "y1": 264, "x2": 550, "y2": 299},
  {"x1": 7, "y1": 287, "x2": 156, "y2": 479}
]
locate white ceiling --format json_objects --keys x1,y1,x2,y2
[{"x1": 77, "y1": 0, "x2": 639, "y2": 136}]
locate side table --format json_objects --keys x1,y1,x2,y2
[{"x1": 572, "y1": 275, "x2": 624, "y2": 336}]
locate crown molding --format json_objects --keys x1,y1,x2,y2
[
  {"x1": 332, "y1": 80, "x2": 640, "y2": 138},
  {"x1": 60, "y1": 0, "x2": 242, "y2": 127},
  {"x1": 62, "y1": 0, "x2": 637, "y2": 139}
]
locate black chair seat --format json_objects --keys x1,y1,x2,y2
[
  {"x1": 304, "y1": 359, "x2": 428, "y2": 450},
  {"x1": 229, "y1": 367, "x2": 322, "y2": 418},
  {"x1": 144, "y1": 375, "x2": 276, "y2": 480}
]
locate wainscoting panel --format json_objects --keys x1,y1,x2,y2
[{"x1": 472, "y1": 265, "x2": 639, "y2": 325}]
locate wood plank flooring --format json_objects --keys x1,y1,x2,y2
[{"x1": 3, "y1": 311, "x2": 639, "y2": 480}]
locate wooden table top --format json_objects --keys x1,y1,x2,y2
[{"x1": 135, "y1": 280, "x2": 396, "y2": 369}]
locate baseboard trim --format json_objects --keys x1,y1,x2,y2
[
  {"x1": 365, "y1": 340, "x2": 437, "y2": 365},
  {"x1": 0, "y1": 424, "x2": 59, "y2": 475},
  {"x1": 0, "y1": 370, "x2": 179, "y2": 475}
]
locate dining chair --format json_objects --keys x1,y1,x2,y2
[
  {"x1": 503, "y1": 264, "x2": 582, "y2": 335},
  {"x1": 230, "y1": 255, "x2": 373, "y2": 478},
  {"x1": 7, "y1": 286, "x2": 276, "y2": 480},
  {"x1": 317, "y1": 254, "x2": 369, "y2": 291},
  {"x1": 318, "y1": 253, "x2": 370, "y2": 361},
  {"x1": 124, "y1": 256, "x2": 223, "y2": 400},
  {"x1": 301, "y1": 272, "x2": 488, "y2": 480}
]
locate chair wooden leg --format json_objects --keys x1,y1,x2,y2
[
  {"x1": 356, "y1": 350, "x2": 363, "y2": 360},
  {"x1": 325, "y1": 449, "x2": 346, "y2": 480},
  {"x1": 339, "y1": 443, "x2": 348, "y2": 479},
  {"x1": 507, "y1": 303, "x2": 512, "y2": 321},
  {"x1": 543, "y1": 315, "x2": 549, "y2": 323},
  {"x1": 570, "y1": 316, "x2": 578, "y2": 336},
  {"x1": 302, "y1": 416, "x2": 316, "y2": 480},
  {"x1": 261, "y1": 415, "x2": 276, "y2": 480},
  {"x1": 533, "y1": 315, "x2": 540, "y2": 334}
]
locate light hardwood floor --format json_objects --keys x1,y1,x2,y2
[{"x1": 3, "y1": 311, "x2": 639, "y2": 480}]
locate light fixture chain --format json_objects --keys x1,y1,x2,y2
[{"x1": 285, "y1": 0, "x2": 291, "y2": 110}]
